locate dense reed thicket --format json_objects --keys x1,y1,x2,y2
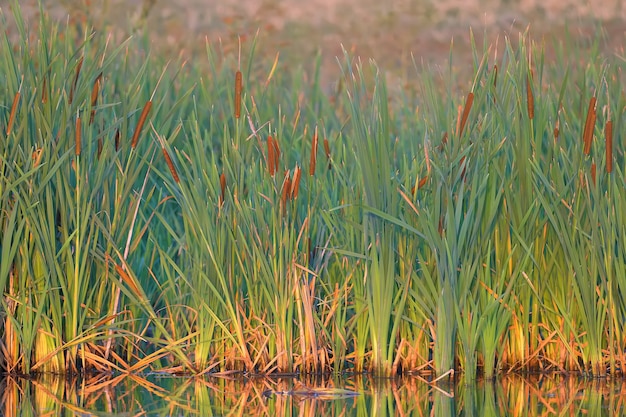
[{"x1": 1, "y1": 2, "x2": 625, "y2": 379}]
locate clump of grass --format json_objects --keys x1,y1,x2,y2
[{"x1": 2, "y1": 0, "x2": 626, "y2": 380}]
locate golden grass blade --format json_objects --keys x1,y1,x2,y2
[
  {"x1": 458, "y1": 92, "x2": 474, "y2": 138},
  {"x1": 113, "y1": 262, "x2": 143, "y2": 300},
  {"x1": 6, "y1": 91, "x2": 20, "y2": 136}
]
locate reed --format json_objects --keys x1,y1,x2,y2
[
  {"x1": 3, "y1": 0, "x2": 626, "y2": 380},
  {"x1": 526, "y1": 73, "x2": 534, "y2": 120},
  {"x1": 235, "y1": 70, "x2": 242, "y2": 118}
]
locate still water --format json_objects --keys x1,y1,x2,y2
[{"x1": 3, "y1": 373, "x2": 624, "y2": 416}]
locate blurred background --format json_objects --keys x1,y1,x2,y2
[{"x1": 4, "y1": 0, "x2": 626, "y2": 85}]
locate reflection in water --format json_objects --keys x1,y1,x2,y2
[{"x1": 2, "y1": 373, "x2": 625, "y2": 416}]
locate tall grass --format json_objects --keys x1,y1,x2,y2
[{"x1": 1, "y1": 1, "x2": 625, "y2": 379}]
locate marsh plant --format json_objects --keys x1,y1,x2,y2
[{"x1": 1, "y1": 1, "x2": 625, "y2": 380}]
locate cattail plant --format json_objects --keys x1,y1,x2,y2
[
  {"x1": 162, "y1": 148, "x2": 180, "y2": 183},
  {"x1": 605, "y1": 120, "x2": 613, "y2": 173},
  {"x1": 281, "y1": 170, "x2": 291, "y2": 208},
  {"x1": 267, "y1": 135, "x2": 280, "y2": 176},
  {"x1": 458, "y1": 92, "x2": 474, "y2": 138},
  {"x1": 291, "y1": 165, "x2": 302, "y2": 199},
  {"x1": 90, "y1": 73, "x2": 102, "y2": 124},
  {"x1": 583, "y1": 96, "x2": 597, "y2": 155},
  {"x1": 219, "y1": 172, "x2": 226, "y2": 206},
  {"x1": 526, "y1": 73, "x2": 534, "y2": 120},
  {"x1": 131, "y1": 100, "x2": 152, "y2": 149},
  {"x1": 310, "y1": 126, "x2": 318, "y2": 176},
  {"x1": 323, "y1": 137, "x2": 331, "y2": 170},
  {"x1": 114, "y1": 128, "x2": 121, "y2": 151},
  {"x1": 234, "y1": 70, "x2": 242, "y2": 119}
]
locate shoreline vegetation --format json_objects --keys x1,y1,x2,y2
[{"x1": 1, "y1": 0, "x2": 625, "y2": 381}]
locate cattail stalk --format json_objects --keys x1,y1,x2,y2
[
  {"x1": 162, "y1": 148, "x2": 179, "y2": 183},
  {"x1": 526, "y1": 74, "x2": 534, "y2": 120},
  {"x1": 310, "y1": 126, "x2": 318, "y2": 176},
  {"x1": 234, "y1": 70, "x2": 242, "y2": 119},
  {"x1": 6, "y1": 92, "x2": 20, "y2": 136},
  {"x1": 131, "y1": 100, "x2": 152, "y2": 149},
  {"x1": 583, "y1": 96, "x2": 596, "y2": 155},
  {"x1": 459, "y1": 92, "x2": 474, "y2": 138},
  {"x1": 605, "y1": 120, "x2": 613, "y2": 173}
]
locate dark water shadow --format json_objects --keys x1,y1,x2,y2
[{"x1": 2, "y1": 373, "x2": 626, "y2": 416}]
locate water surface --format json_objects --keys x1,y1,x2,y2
[{"x1": 4, "y1": 373, "x2": 624, "y2": 416}]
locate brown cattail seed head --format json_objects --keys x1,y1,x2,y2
[
  {"x1": 583, "y1": 96, "x2": 597, "y2": 156},
  {"x1": 162, "y1": 148, "x2": 180, "y2": 183},
  {"x1": 131, "y1": 100, "x2": 152, "y2": 149}
]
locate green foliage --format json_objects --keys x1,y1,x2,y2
[{"x1": 1, "y1": 1, "x2": 625, "y2": 379}]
